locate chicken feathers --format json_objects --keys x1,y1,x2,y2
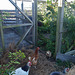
[{"x1": 28, "y1": 47, "x2": 40, "y2": 66}]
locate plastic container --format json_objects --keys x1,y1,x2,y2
[{"x1": 50, "y1": 71, "x2": 60, "y2": 75}]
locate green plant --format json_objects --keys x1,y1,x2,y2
[
  {"x1": 38, "y1": 0, "x2": 75, "y2": 59},
  {"x1": 62, "y1": 15, "x2": 75, "y2": 53},
  {"x1": 56, "y1": 59, "x2": 74, "y2": 68},
  {"x1": 37, "y1": 0, "x2": 57, "y2": 57},
  {"x1": 0, "y1": 50, "x2": 26, "y2": 75}
]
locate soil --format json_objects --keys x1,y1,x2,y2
[{"x1": 0, "y1": 46, "x2": 64, "y2": 75}]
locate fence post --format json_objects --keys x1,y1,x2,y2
[
  {"x1": 55, "y1": 0, "x2": 65, "y2": 56},
  {"x1": 0, "y1": 11, "x2": 5, "y2": 49},
  {"x1": 32, "y1": 0, "x2": 37, "y2": 46},
  {"x1": 15, "y1": 0, "x2": 18, "y2": 24},
  {"x1": 21, "y1": 0, "x2": 23, "y2": 11}
]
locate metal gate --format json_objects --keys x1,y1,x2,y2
[{"x1": 0, "y1": 0, "x2": 37, "y2": 49}]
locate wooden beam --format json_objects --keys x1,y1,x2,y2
[
  {"x1": 0, "y1": 11, "x2": 5, "y2": 49},
  {"x1": 21, "y1": 0, "x2": 24, "y2": 11},
  {"x1": 32, "y1": 0, "x2": 37, "y2": 46},
  {"x1": 56, "y1": 53, "x2": 75, "y2": 63},
  {"x1": 35, "y1": 0, "x2": 38, "y2": 45},
  {"x1": 65, "y1": 50, "x2": 75, "y2": 55},
  {"x1": 15, "y1": 25, "x2": 33, "y2": 47},
  {"x1": 0, "y1": 10, "x2": 16, "y2": 12},
  {"x1": 16, "y1": 0, "x2": 47, "y2": 2},
  {"x1": 2, "y1": 23, "x2": 32, "y2": 29},
  {"x1": 32, "y1": 1, "x2": 35, "y2": 46},
  {"x1": 55, "y1": 0, "x2": 65, "y2": 55},
  {"x1": 9, "y1": 0, "x2": 32, "y2": 23}
]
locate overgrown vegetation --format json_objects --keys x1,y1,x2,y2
[
  {"x1": 0, "y1": 50, "x2": 25, "y2": 75},
  {"x1": 37, "y1": 0, "x2": 75, "y2": 53},
  {"x1": 37, "y1": 0, "x2": 57, "y2": 56},
  {"x1": 37, "y1": 0, "x2": 75, "y2": 66},
  {"x1": 61, "y1": 2, "x2": 75, "y2": 53}
]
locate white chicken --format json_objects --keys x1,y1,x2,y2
[
  {"x1": 9, "y1": 61, "x2": 31, "y2": 75},
  {"x1": 46, "y1": 51, "x2": 51, "y2": 59}
]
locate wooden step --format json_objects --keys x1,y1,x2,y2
[
  {"x1": 3, "y1": 19, "x2": 16, "y2": 21},
  {"x1": 0, "y1": 10, "x2": 16, "y2": 12}
]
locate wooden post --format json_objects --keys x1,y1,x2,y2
[
  {"x1": 21, "y1": 0, "x2": 23, "y2": 11},
  {"x1": 32, "y1": 0, "x2": 37, "y2": 46},
  {"x1": 74, "y1": 1, "x2": 75, "y2": 16},
  {"x1": 0, "y1": 11, "x2": 5, "y2": 49},
  {"x1": 32, "y1": 0, "x2": 35, "y2": 45},
  {"x1": 15, "y1": 0, "x2": 18, "y2": 24},
  {"x1": 55, "y1": 0, "x2": 65, "y2": 55},
  {"x1": 35, "y1": 0, "x2": 38, "y2": 45},
  {"x1": 21, "y1": 0, "x2": 25, "y2": 34}
]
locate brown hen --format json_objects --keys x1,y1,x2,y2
[{"x1": 28, "y1": 47, "x2": 40, "y2": 66}]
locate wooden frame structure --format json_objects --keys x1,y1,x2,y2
[
  {"x1": 0, "y1": 0, "x2": 38, "y2": 48},
  {"x1": 0, "y1": 0, "x2": 47, "y2": 48}
]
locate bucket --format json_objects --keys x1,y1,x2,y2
[{"x1": 50, "y1": 72, "x2": 60, "y2": 75}]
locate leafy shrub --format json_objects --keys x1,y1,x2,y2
[
  {"x1": 62, "y1": 16, "x2": 75, "y2": 53},
  {"x1": 0, "y1": 50, "x2": 26, "y2": 75},
  {"x1": 37, "y1": 0, "x2": 75, "y2": 57}
]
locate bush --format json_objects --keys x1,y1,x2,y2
[{"x1": 0, "y1": 50, "x2": 26, "y2": 75}]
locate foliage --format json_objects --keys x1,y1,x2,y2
[
  {"x1": 37, "y1": 0, "x2": 57, "y2": 56},
  {"x1": 56, "y1": 59, "x2": 74, "y2": 68},
  {"x1": 0, "y1": 50, "x2": 26, "y2": 75},
  {"x1": 38, "y1": 0, "x2": 75, "y2": 57},
  {"x1": 38, "y1": 26, "x2": 50, "y2": 33},
  {"x1": 61, "y1": 1, "x2": 75, "y2": 53}
]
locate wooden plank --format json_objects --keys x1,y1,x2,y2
[
  {"x1": 15, "y1": 25, "x2": 33, "y2": 47},
  {"x1": 16, "y1": 8, "x2": 18, "y2": 24},
  {"x1": 55, "y1": 0, "x2": 65, "y2": 55},
  {"x1": 17, "y1": 0, "x2": 47, "y2": 2},
  {"x1": 3, "y1": 19, "x2": 16, "y2": 21},
  {"x1": 32, "y1": 0, "x2": 37, "y2": 46},
  {"x1": 3, "y1": 21, "x2": 16, "y2": 24},
  {"x1": 3, "y1": 16, "x2": 16, "y2": 18},
  {"x1": 32, "y1": 1, "x2": 35, "y2": 45},
  {"x1": 3, "y1": 15, "x2": 16, "y2": 17},
  {"x1": 21, "y1": 0, "x2": 24, "y2": 11},
  {"x1": 9, "y1": 0, "x2": 32, "y2": 23},
  {"x1": 65, "y1": 50, "x2": 75, "y2": 55},
  {"x1": 35, "y1": 0, "x2": 38, "y2": 45},
  {"x1": 2, "y1": 23, "x2": 32, "y2": 29},
  {"x1": 0, "y1": 11, "x2": 5, "y2": 49},
  {"x1": 1, "y1": 13, "x2": 16, "y2": 15},
  {"x1": 0, "y1": 10, "x2": 16, "y2": 12},
  {"x1": 56, "y1": 53, "x2": 75, "y2": 63}
]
